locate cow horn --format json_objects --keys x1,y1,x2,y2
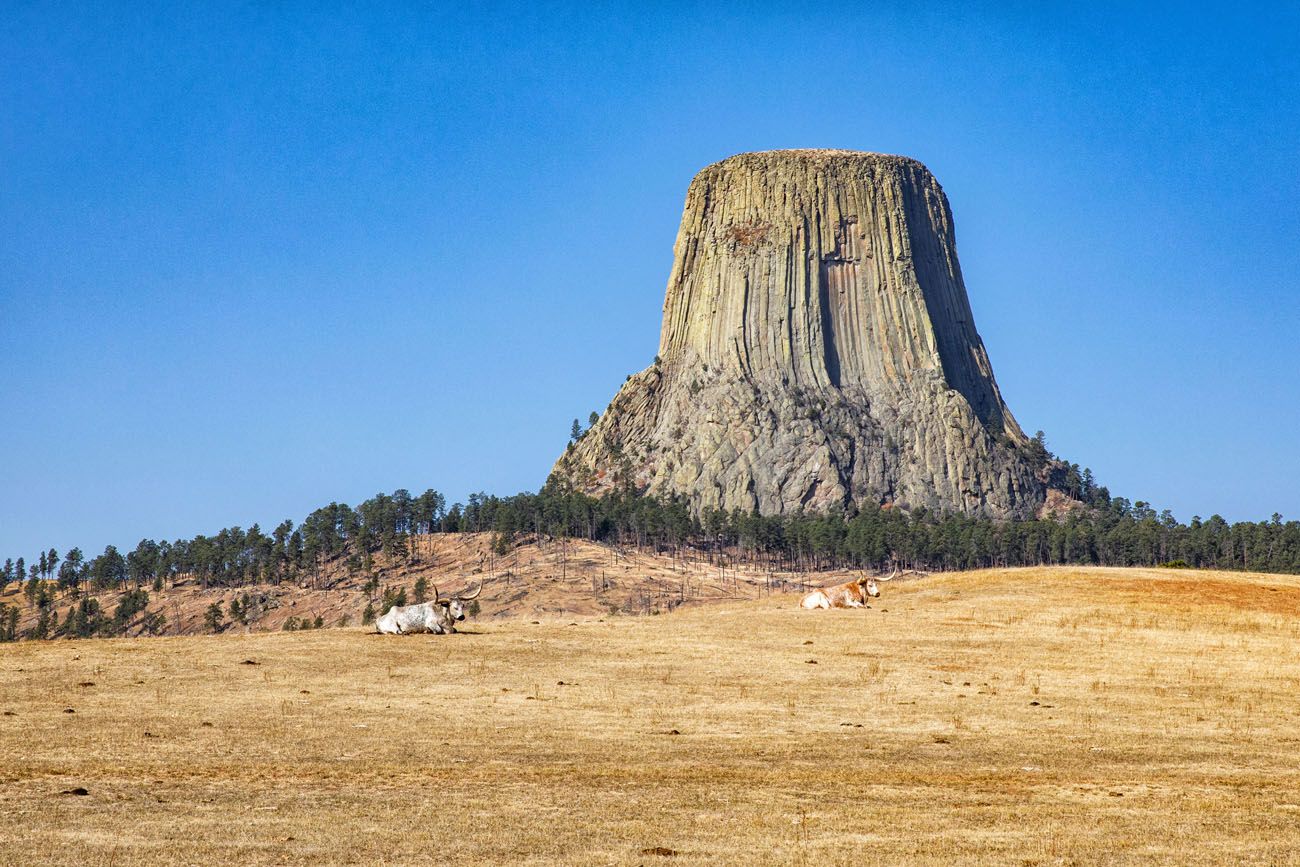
[
  {"x1": 459, "y1": 579, "x2": 483, "y2": 600},
  {"x1": 430, "y1": 583, "x2": 439, "y2": 602},
  {"x1": 877, "y1": 567, "x2": 899, "y2": 582}
]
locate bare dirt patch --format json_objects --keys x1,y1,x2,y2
[{"x1": 1105, "y1": 574, "x2": 1300, "y2": 617}]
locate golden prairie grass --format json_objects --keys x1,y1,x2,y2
[{"x1": 3, "y1": 566, "x2": 1300, "y2": 865}]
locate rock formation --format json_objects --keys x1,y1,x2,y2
[{"x1": 552, "y1": 149, "x2": 1053, "y2": 519}]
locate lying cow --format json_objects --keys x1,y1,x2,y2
[
  {"x1": 800, "y1": 568, "x2": 897, "y2": 609},
  {"x1": 376, "y1": 580, "x2": 483, "y2": 635}
]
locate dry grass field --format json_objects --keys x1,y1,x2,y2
[{"x1": 3, "y1": 565, "x2": 1300, "y2": 865}]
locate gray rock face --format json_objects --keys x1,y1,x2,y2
[{"x1": 552, "y1": 149, "x2": 1048, "y2": 518}]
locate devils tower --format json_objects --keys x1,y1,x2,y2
[{"x1": 552, "y1": 149, "x2": 1051, "y2": 519}]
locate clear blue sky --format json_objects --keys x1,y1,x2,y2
[{"x1": 3, "y1": 2, "x2": 1298, "y2": 559}]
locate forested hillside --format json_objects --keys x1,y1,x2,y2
[{"x1": 4, "y1": 445, "x2": 1299, "y2": 642}]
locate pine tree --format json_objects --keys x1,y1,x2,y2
[
  {"x1": 0, "y1": 604, "x2": 18, "y2": 641},
  {"x1": 1025, "y1": 430, "x2": 1051, "y2": 468},
  {"x1": 204, "y1": 602, "x2": 225, "y2": 633},
  {"x1": 59, "y1": 548, "x2": 84, "y2": 595}
]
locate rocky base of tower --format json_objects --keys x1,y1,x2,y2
[{"x1": 552, "y1": 349, "x2": 1046, "y2": 519}]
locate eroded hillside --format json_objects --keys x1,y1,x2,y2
[{"x1": 1, "y1": 533, "x2": 850, "y2": 638}]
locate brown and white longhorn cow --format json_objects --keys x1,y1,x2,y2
[{"x1": 800, "y1": 568, "x2": 898, "y2": 609}]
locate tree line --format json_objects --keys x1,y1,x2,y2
[
  {"x1": 452, "y1": 486, "x2": 1300, "y2": 575},
  {"x1": 6, "y1": 482, "x2": 1300, "y2": 602}
]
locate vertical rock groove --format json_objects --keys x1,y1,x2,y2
[{"x1": 553, "y1": 149, "x2": 1047, "y2": 518}]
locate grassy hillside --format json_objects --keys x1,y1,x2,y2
[{"x1": 3, "y1": 566, "x2": 1300, "y2": 864}]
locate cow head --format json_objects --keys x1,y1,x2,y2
[
  {"x1": 858, "y1": 567, "x2": 899, "y2": 598},
  {"x1": 855, "y1": 574, "x2": 881, "y2": 597},
  {"x1": 432, "y1": 580, "x2": 483, "y2": 623}
]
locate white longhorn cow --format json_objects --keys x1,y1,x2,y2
[{"x1": 376, "y1": 580, "x2": 483, "y2": 635}]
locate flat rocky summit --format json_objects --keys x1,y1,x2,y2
[
  {"x1": 553, "y1": 149, "x2": 1053, "y2": 518},
  {"x1": 704, "y1": 147, "x2": 922, "y2": 162}
]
